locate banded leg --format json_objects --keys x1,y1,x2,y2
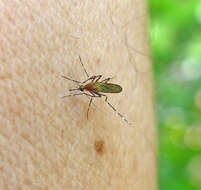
[
  {"x1": 82, "y1": 75, "x2": 102, "y2": 84},
  {"x1": 87, "y1": 98, "x2": 93, "y2": 119},
  {"x1": 86, "y1": 92, "x2": 103, "y2": 119},
  {"x1": 95, "y1": 93, "x2": 130, "y2": 124},
  {"x1": 79, "y1": 56, "x2": 89, "y2": 77},
  {"x1": 62, "y1": 92, "x2": 96, "y2": 98},
  {"x1": 101, "y1": 77, "x2": 112, "y2": 83},
  {"x1": 62, "y1": 92, "x2": 100, "y2": 120},
  {"x1": 62, "y1": 76, "x2": 82, "y2": 84},
  {"x1": 95, "y1": 75, "x2": 102, "y2": 82}
]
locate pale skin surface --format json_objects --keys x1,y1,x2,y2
[{"x1": 0, "y1": 0, "x2": 157, "y2": 190}]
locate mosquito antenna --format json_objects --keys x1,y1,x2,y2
[
  {"x1": 62, "y1": 76, "x2": 81, "y2": 84},
  {"x1": 79, "y1": 56, "x2": 89, "y2": 78}
]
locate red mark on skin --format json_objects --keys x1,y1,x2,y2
[{"x1": 94, "y1": 140, "x2": 104, "y2": 155}]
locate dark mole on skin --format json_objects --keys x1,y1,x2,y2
[{"x1": 94, "y1": 140, "x2": 104, "y2": 155}]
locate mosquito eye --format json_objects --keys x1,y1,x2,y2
[{"x1": 79, "y1": 87, "x2": 83, "y2": 91}]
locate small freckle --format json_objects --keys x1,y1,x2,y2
[{"x1": 94, "y1": 140, "x2": 104, "y2": 155}]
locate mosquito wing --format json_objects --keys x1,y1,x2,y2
[{"x1": 95, "y1": 83, "x2": 122, "y2": 93}]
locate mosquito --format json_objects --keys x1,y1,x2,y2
[{"x1": 62, "y1": 56, "x2": 130, "y2": 124}]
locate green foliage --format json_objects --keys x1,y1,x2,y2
[{"x1": 149, "y1": 0, "x2": 201, "y2": 189}]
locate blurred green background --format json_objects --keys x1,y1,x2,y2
[{"x1": 149, "y1": 0, "x2": 201, "y2": 189}]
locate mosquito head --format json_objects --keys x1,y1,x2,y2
[
  {"x1": 78, "y1": 85, "x2": 85, "y2": 92},
  {"x1": 69, "y1": 85, "x2": 85, "y2": 92}
]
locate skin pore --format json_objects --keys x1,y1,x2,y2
[{"x1": 0, "y1": 0, "x2": 157, "y2": 189}]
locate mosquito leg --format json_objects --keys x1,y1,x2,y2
[
  {"x1": 101, "y1": 94, "x2": 116, "y2": 112},
  {"x1": 86, "y1": 91, "x2": 104, "y2": 119},
  {"x1": 63, "y1": 92, "x2": 94, "y2": 98},
  {"x1": 97, "y1": 93, "x2": 130, "y2": 124},
  {"x1": 101, "y1": 77, "x2": 112, "y2": 83},
  {"x1": 95, "y1": 75, "x2": 102, "y2": 82},
  {"x1": 86, "y1": 91, "x2": 103, "y2": 119},
  {"x1": 87, "y1": 98, "x2": 93, "y2": 119},
  {"x1": 81, "y1": 76, "x2": 96, "y2": 84},
  {"x1": 62, "y1": 93, "x2": 86, "y2": 98},
  {"x1": 82, "y1": 75, "x2": 102, "y2": 84},
  {"x1": 62, "y1": 76, "x2": 82, "y2": 84},
  {"x1": 62, "y1": 92, "x2": 98, "y2": 119},
  {"x1": 79, "y1": 56, "x2": 89, "y2": 77}
]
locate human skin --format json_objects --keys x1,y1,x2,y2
[{"x1": 0, "y1": 0, "x2": 157, "y2": 190}]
